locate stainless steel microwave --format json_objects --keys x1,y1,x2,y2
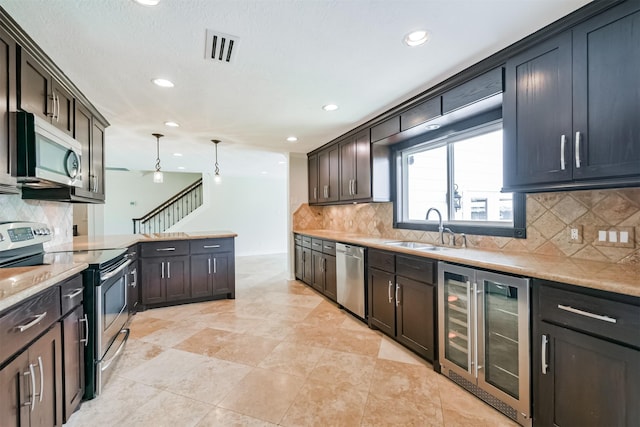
[{"x1": 15, "y1": 111, "x2": 83, "y2": 188}]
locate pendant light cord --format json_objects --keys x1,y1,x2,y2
[
  {"x1": 212, "y1": 139, "x2": 221, "y2": 176},
  {"x1": 153, "y1": 133, "x2": 164, "y2": 172}
]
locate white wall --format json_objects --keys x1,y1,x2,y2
[
  {"x1": 286, "y1": 153, "x2": 308, "y2": 278},
  {"x1": 103, "y1": 170, "x2": 201, "y2": 235},
  {"x1": 170, "y1": 173, "x2": 287, "y2": 256}
]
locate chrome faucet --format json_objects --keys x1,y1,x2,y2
[{"x1": 425, "y1": 208, "x2": 445, "y2": 245}]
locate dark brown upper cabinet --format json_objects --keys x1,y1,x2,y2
[
  {"x1": 318, "y1": 144, "x2": 339, "y2": 203},
  {"x1": 18, "y1": 48, "x2": 74, "y2": 137},
  {"x1": 504, "y1": 1, "x2": 640, "y2": 192},
  {"x1": 308, "y1": 154, "x2": 319, "y2": 204},
  {"x1": 0, "y1": 25, "x2": 18, "y2": 194},
  {"x1": 371, "y1": 117, "x2": 400, "y2": 143},
  {"x1": 339, "y1": 129, "x2": 371, "y2": 201}
]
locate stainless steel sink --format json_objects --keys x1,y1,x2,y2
[{"x1": 383, "y1": 241, "x2": 432, "y2": 249}]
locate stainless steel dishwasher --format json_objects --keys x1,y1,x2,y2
[{"x1": 336, "y1": 243, "x2": 366, "y2": 319}]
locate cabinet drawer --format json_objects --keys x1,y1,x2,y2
[
  {"x1": 190, "y1": 238, "x2": 234, "y2": 254},
  {"x1": 311, "y1": 238, "x2": 323, "y2": 252},
  {"x1": 322, "y1": 240, "x2": 336, "y2": 256},
  {"x1": 294, "y1": 234, "x2": 302, "y2": 245},
  {"x1": 140, "y1": 240, "x2": 189, "y2": 257},
  {"x1": 301, "y1": 236, "x2": 312, "y2": 249},
  {"x1": 60, "y1": 275, "x2": 83, "y2": 315},
  {"x1": 396, "y1": 255, "x2": 435, "y2": 284},
  {"x1": 368, "y1": 249, "x2": 395, "y2": 273},
  {"x1": 0, "y1": 285, "x2": 61, "y2": 363},
  {"x1": 538, "y1": 285, "x2": 640, "y2": 348}
]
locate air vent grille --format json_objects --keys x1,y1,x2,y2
[{"x1": 205, "y1": 29, "x2": 239, "y2": 64}]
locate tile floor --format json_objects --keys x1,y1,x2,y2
[{"x1": 66, "y1": 254, "x2": 518, "y2": 427}]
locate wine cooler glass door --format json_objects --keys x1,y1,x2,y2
[{"x1": 439, "y1": 264, "x2": 476, "y2": 383}]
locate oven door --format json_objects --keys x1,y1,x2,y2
[{"x1": 96, "y1": 259, "x2": 132, "y2": 359}]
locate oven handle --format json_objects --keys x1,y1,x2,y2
[
  {"x1": 101, "y1": 328, "x2": 130, "y2": 372},
  {"x1": 100, "y1": 259, "x2": 133, "y2": 282}
]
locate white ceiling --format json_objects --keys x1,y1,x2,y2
[{"x1": 1, "y1": 0, "x2": 591, "y2": 178}]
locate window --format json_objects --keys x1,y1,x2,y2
[{"x1": 395, "y1": 121, "x2": 525, "y2": 238}]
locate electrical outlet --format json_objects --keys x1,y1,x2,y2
[{"x1": 569, "y1": 225, "x2": 583, "y2": 243}]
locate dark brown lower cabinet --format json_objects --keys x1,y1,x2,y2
[
  {"x1": 311, "y1": 250, "x2": 336, "y2": 301},
  {"x1": 368, "y1": 249, "x2": 436, "y2": 362},
  {"x1": 61, "y1": 305, "x2": 84, "y2": 423},
  {"x1": 301, "y1": 247, "x2": 312, "y2": 285},
  {"x1": 140, "y1": 256, "x2": 190, "y2": 305},
  {"x1": 0, "y1": 323, "x2": 63, "y2": 427},
  {"x1": 535, "y1": 322, "x2": 640, "y2": 426},
  {"x1": 294, "y1": 243, "x2": 303, "y2": 280},
  {"x1": 190, "y1": 252, "x2": 234, "y2": 299}
]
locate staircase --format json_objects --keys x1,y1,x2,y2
[{"x1": 132, "y1": 178, "x2": 203, "y2": 234}]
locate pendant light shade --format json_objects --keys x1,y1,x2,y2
[
  {"x1": 152, "y1": 133, "x2": 164, "y2": 183},
  {"x1": 212, "y1": 139, "x2": 222, "y2": 183}
]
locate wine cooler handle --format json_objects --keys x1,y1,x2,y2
[{"x1": 541, "y1": 334, "x2": 549, "y2": 375}]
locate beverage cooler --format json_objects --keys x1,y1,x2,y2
[{"x1": 438, "y1": 262, "x2": 531, "y2": 426}]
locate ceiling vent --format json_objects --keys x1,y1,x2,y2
[{"x1": 205, "y1": 29, "x2": 239, "y2": 64}]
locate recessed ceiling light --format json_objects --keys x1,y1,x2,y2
[
  {"x1": 173, "y1": 153, "x2": 183, "y2": 157},
  {"x1": 261, "y1": 171, "x2": 268, "y2": 175},
  {"x1": 425, "y1": 124, "x2": 440, "y2": 130},
  {"x1": 152, "y1": 78, "x2": 174, "y2": 88},
  {"x1": 322, "y1": 104, "x2": 339, "y2": 111},
  {"x1": 133, "y1": 0, "x2": 160, "y2": 5},
  {"x1": 164, "y1": 121, "x2": 179, "y2": 127},
  {"x1": 286, "y1": 136, "x2": 298, "y2": 143},
  {"x1": 278, "y1": 161, "x2": 286, "y2": 165},
  {"x1": 404, "y1": 30, "x2": 430, "y2": 47},
  {"x1": 177, "y1": 166, "x2": 185, "y2": 170}
]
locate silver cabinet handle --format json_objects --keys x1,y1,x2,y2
[
  {"x1": 161, "y1": 262, "x2": 165, "y2": 279},
  {"x1": 313, "y1": 187, "x2": 317, "y2": 200},
  {"x1": 167, "y1": 261, "x2": 171, "y2": 279},
  {"x1": 352, "y1": 179, "x2": 357, "y2": 195},
  {"x1": 156, "y1": 247, "x2": 176, "y2": 252},
  {"x1": 203, "y1": 245, "x2": 220, "y2": 249},
  {"x1": 213, "y1": 258, "x2": 217, "y2": 274},
  {"x1": 36, "y1": 356, "x2": 44, "y2": 403},
  {"x1": 575, "y1": 131, "x2": 581, "y2": 168},
  {"x1": 208, "y1": 258, "x2": 212, "y2": 275},
  {"x1": 395, "y1": 284, "x2": 400, "y2": 307},
  {"x1": 388, "y1": 280, "x2": 393, "y2": 303},
  {"x1": 64, "y1": 288, "x2": 83, "y2": 299},
  {"x1": 55, "y1": 93, "x2": 60, "y2": 122},
  {"x1": 17, "y1": 312, "x2": 47, "y2": 332},
  {"x1": 560, "y1": 134, "x2": 566, "y2": 170},
  {"x1": 80, "y1": 314, "x2": 89, "y2": 346},
  {"x1": 557, "y1": 304, "x2": 617, "y2": 324},
  {"x1": 23, "y1": 365, "x2": 36, "y2": 411},
  {"x1": 48, "y1": 94, "x2": 56, "y2": 119},
  {"x1": 541, "y1": 334, "x2": 549, "y2": 375},
  {"x1": 129, "y1": 268, "x2": 137, "y2": 288}
]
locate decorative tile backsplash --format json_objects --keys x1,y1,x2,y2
[
  {"x1": 293, "y1": 188, "x2": 640, "y2": 265},
  {"x1": 0, "y1": 194, "x2": 73, "y2": 249}
]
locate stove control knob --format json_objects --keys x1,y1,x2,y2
[
  {"x1": 45, "y1": 228, "x2": 51, "y2": 235},
  {"x1": 33, "y1": 229, "x2": 40, "y2": 235}
]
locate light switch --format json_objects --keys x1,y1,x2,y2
[
  {"x1": 609, "y1": 230, "x2": 618, "y2": 243},
  {"x1": 598, "y1": 230, "x2": 607, "y2": 241},
  {"x1": 620, "y1": 231, "x2": 629, "y2": 243}
]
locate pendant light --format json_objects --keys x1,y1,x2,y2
[
  {"x1": 212, "y1": 139, "x2": 222, "y2": 183},
  {"x1": 152, "y1": 133, "x2": 164, "y2": 183}
]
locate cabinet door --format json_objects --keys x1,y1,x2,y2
[
  {"x1": 91, "y1": 120, "x2": 105, "y2": 198},
  {"x1": 74, "y1": 103, "x2": 92, "y2": 193},
  {"x1": 51, "y1": 81, "x2": 73, "y2": 136},
  {"x1": 165, "y1": 256, "x2": 190, "y2": 301},
  {"x1": 62, "y1": 306, "x2": 84, "y2": 422},
  {"x1": 141, "y1": 258, "x2": 166, "y2": 305},
  {"x1": 190, "y1": 254, "x2": 213, "y2": 299},
  {"x1": 302, "y1": 247, "x2": 313, "y2": 285},
  {"x1": 211, "y1": 253, "x2": 231, "y2": 296},
  {"x1": 18, "y1": 50, "x2": 50, "y2": 120},
  {"x1": 323, "y1": 254, "x2": 337, "y2": 301},
  {"x1": 308, "y1": 154, "x2": 318, "y2": 204},
  {"x1": 396, "y1": 276, "x2": 435, "y2": 361},
  {"x1": 503, "y1": 33, "x2": 573, "y2": 187},
  {"x1": 311, "y1": 251, "x2": 324, "y2": 293},
  {"x1": 367, "y1": 268, "x2": 395, "y2": 337},
  {"x1": 339, "y1": 138, "x2": 355, "y2": 200},
  {"x1": 572, "y1": 2, "x2": 640, "y2": 181},
  {"x1": 294, "y1": 245, "x2": 303, "y2": 280},
  {"x1": 28, "y1": 323, "x2": 63, "y2": 427},
  {"x1": 0, "y1": 26, "x2": 17, "y2": 191},
  {"x1": 318, "y1": 145, "x2": 339, "y2": 202},
  {"x1": 0, "y1": 350, "x2": 30, "y2": 427},
  {"x1": 352, "y1": 130, "x2": 371, "y2": 200},
  {"x1": 535, "y1": 322, "x2": 640, "y2": 427}
]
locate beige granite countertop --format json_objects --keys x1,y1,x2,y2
[
  {"x1": 295, "y1": 229, "x2": 640, "y2": 298},
  {"x1": 50, "y1": 230, "x2": 238, "y2": 252},
  {"x1": 0, "y1": 262, "x2": 88, "y2": 313}
]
